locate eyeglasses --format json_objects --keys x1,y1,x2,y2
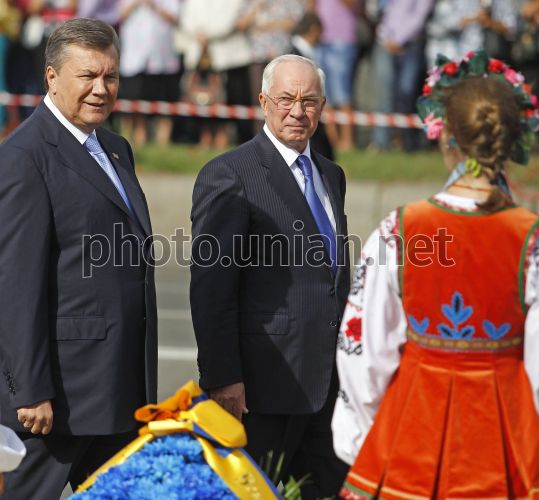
[{"x1": 264, "y1": 94, "x2": 325, "y2": 111}]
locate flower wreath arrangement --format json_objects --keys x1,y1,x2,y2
[
  {"x1": 70, "y1": 381, "x2": 287, "y2": 500},
  {"x1": 417, "y1": 50, "x2": 539, "y2": 166}
]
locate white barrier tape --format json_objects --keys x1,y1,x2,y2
[{"x1": 0, "y1": 92, "x2": 424, "y2": 129}]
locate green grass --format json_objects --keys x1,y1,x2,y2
[{"x1": 134, "y1": 143, "x2": 539, "y2": 187}]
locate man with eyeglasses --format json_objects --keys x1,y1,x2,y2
[{"x1": 190, "y1": 54, "x2": 350, "y2": 498}]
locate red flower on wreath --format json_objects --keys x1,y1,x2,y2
[
  {"x1": 443, "y1": 62, "x2": 458, "y2": 76},
  {"x1": 422, "y1": 83, "x2": 432, "y2": 96},
  {"x1": 345, "y1": 317, "x2": 362, "y2": 342},
  {"x1": 488, "y1": 58, "x2": 505, "y2": 73}
]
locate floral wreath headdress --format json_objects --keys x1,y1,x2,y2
[{"x1": 417, "y1": 50, "x2": 539, "y2": 166}]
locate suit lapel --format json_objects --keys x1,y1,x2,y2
[
  {"x1": 97, "y1": 131, "x2": 152, "y2": 237},
  {"x1": 56, "y1": 128, "x2": 134, "y2": 221}
]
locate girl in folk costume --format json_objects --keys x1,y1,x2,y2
[{"x1": 333, "y1": 51, "x2": 539, "y2": 500}]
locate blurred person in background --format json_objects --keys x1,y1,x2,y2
[
  {"x1": 461, "y1": 0, "x2": 517, "y2": 62},
  {"x1": 23, "y1": 0, "x2": 77, "y2": 88},
  {"x1": 180, "y1": 0, "x2": 253, "y2": 145},
  {"x1": 238, "y1": 0, "x2": 305, "y2": 132},
  {"x1": 512, "y1": 0, "x2": 539, "y2": 94},
  {"x1": 118, "y1": 0, "x2": 181, "y2": 146},
  {"x1": 313, "y1": 0, "x2": 362, "y2": 152},
  {"x1": 5, "y1": 1, "x2": 39, "y2": 131},
  {"x1": 290, "y1": 12, "x2": 335, "y2": 160},
  {"x1": 369, "y1": 0, "x2": 433, "y2": 152},
  {"x1": 0, "y1": 0, "x2": 20, "y2": 136},
  {"x1": 183, "y1": 45, "x2": 228, "y2": 149},
  {"x1": 77, "y1": 0, "x2": 120, "y2": 30},
  {"x1": 425, "y1": 0, "x2": 483, "y2": 67}
]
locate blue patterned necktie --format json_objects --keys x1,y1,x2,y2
[
  {"x1": 84, "y1": 134, "x2": 135, "y2": 216},
  {"x1": 296, "y1": 155, "x2": 337, "y2": 274}
]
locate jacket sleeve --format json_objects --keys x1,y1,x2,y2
[
  {"x1": 0, "y1": 145, "x2": 55, "y2": 408},
  {"x1": 190, "y1": 159, "x2": 249, "y2": 390}
]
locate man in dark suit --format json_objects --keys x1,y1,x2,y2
[
  {"x1": 0, "y1": 19, "x2": 157, "y2": 499},
  {"x1": 191, "y1": 54, "x2": 349, "y2": 498}
]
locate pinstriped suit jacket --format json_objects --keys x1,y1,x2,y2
[{"x1": 190, "y1": 131, "x2": 350, "y2": 414}]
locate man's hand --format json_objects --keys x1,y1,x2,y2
[
  {"x1": 209, "y1": 383, "x2": 248, "y2": 421},
  {"x1": 17, "y1": 400, "x2": 53, "y2": 435},
  {"x1": 0, "y1": 472, "x2": 4, "y2": 496}
]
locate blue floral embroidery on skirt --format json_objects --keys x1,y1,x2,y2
[{"x1": 408, "y1": 291, "x2": 512, "y2": 340}]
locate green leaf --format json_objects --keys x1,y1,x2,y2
[
  {"x1": 511, "y1": 142, "x2": 529, "y2": 165},
  {"x1": 416, "y1": 96, "x2": 444, "y2": 120},
  {"x1": 468, "y1": 51, "x2": 489, "y2": 75},
  {"x1": 434, "y1": 53, "x2": 451, "y2": 67}
]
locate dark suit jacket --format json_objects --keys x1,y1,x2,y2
[
  {"x1": 0, "y1": 102, "x2": 157, "y2": 435},
  {"x1": 190, "y1": 131, "x2": 349, "y2": 414}
]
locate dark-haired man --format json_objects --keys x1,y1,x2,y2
[{"x1": 0, "y1": 19, "x2": 156, "y2": 498}]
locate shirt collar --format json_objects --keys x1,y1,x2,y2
[
  {"x1": 263, "y1": 123, "x2": 312, "y2": 169},
  {"x1": 44, "y1": 93, "x2": 91, "y2": 145}
]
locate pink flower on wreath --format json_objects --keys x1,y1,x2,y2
[
  {"x1": 464, "y1": 50, "x2": 476, "y2": 61},
  {"x1": 424, "y1": 113, "x2": 444, "y2": 140},
  {"x1": 426, "y1": 65, "x2": 442, "y2": 87},
  {"x1": 345, "y1": 317, "x2": 362, "y2": 342},
  {"x1": 504, "y1": 67, "x2": 525, "y2": 85},
  {"x1": 531, "y1": 94, "x2": 538, "y2": 108}
]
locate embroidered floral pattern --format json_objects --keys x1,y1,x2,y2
[
  {"x1": 350, "y1": 264, "x2": 366, "y2": 296},
  {"x1": 338, "y1": 318, "x2": 363, "y2": 356},
  {"x1": 345, "y1": 317, "x2": 362, "y2": 342},
  {"x1": 438, "y1": 292, "x2": 475, "y2": 338},
  {"x1": 408, "y1": 291, "x2": 513, "y2": 347}
]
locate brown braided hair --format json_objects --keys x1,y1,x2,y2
[{"x1": 444, "y1": 76, "x2": 522, "y2": 211}]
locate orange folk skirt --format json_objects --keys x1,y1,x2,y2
[{"x1": 341, "y1": 343, "x2": 539, "y2": 500}]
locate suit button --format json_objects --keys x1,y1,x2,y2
[
  {"x1": 330, "y1": 321, "x2": 338, "y2": 328},
  {"x1": 329, "y1": 288, "x2": 335, "y2": 296}
]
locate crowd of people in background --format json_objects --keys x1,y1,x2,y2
[{"x1": 1, "y1": 0, "x2": 539, "y2": 152}]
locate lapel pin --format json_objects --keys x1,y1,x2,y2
[{"x1": 112, "y1": 153, "x2": 120, "y2": 160}]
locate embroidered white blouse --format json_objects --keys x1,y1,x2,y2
[{"x1": 332, "y1": 192, "x2": 539, "y2": 465}]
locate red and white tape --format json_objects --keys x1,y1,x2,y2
[{"x1": 0, "y1": 92, "x2": 423, "y2": 129}]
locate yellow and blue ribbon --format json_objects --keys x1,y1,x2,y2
[{"x1": 76, "y1": 381, "x2": 280, "y2": 499}]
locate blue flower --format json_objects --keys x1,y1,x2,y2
[
  {"x1": 438, "y1": 291, "x2": 475, "y2": 339},
  {"x1": 408, "y1": 315, "x2": 430, "y2": 334},
  {"x1": 483, "y1": 320, "x2": 511, "y2": 340},
  {"x1": 72, "y1": 434, "x2": 236, "y2": 499}
]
